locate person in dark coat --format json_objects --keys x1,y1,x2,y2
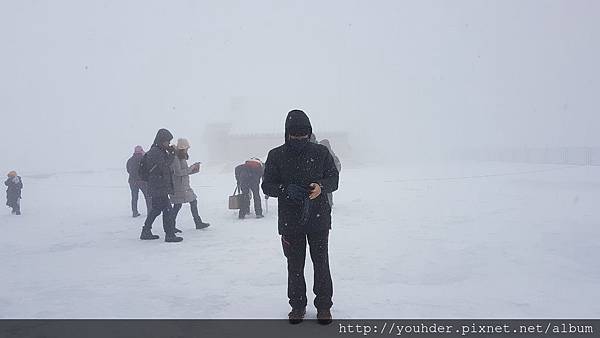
[
  {"x1": 261, "y1": 109, "x2": 339, "y2": 325},
  {"x1": 319, "y1": 139, "x2": 341, "y2": 207},
  {"x1": 126, "y1": 145, "x2": 151, "y2": 217},
  {"x1": 5, "y1": 171, "x2": 23, "y2": 215},
  {"x1": 234, "y1": 158, "x2": 264, "y2": 219},
  {"x1": 140, "y1": 128, "x2": 182, "y2": 243}
]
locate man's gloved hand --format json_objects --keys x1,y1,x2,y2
[
  {"x1": 299, "y1": 198, "x2": 311, "y2": 226},
  {"x1": 286, "y1": 184, "x2": 309, "y2": 203}
]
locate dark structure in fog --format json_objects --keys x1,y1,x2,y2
[{"x1": 203, "y1": 123, "x2": 351, "y2": 163}]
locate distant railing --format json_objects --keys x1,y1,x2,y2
[{"x1": 463, "y1": 147, "x2": 600, "y2": 166}]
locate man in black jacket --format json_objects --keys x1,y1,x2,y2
[
  {"x1": 262, "y1": 110, "x2": 339, "y2": 325},
  {"x1": 140, "y1": 128, "x2": 183, "y2": 243}
]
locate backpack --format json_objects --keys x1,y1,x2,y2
[{"x1": 138, "y1": 153, "x2": 151, "y2": 182}]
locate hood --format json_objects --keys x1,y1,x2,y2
[
  {"x1": 153, "y1": 128, "x2": 174, "y2": 147},
  {"x1": 134, "y1": 145, "x2": 145, "y2": 155},
  {"x1": 284, "y1": 110, "x2": 312, "y2": 141},
  {"x1": 319, "y1": 139, "x2": 331, "y2": 150}
]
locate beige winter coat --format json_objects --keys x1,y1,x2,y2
[{"x1": 169, "y1": 158, "x2": 197, "y2": 204}]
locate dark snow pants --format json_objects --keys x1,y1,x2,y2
[
  {"x1": 281, "y1": 230, "x2": 333, "y2": 310},
  {"x1": 130, "y1": 181, "x2": 151, "y2": 215},
  {"x1": 143, "y1": 194, "x2": 175, "y2": 234},
  {"x1": 7, "y1": 197, "x2": 20, "y2": 214},
  {"x1": 239, "y1": 183, "x2": 262, "y2": 217},
  {"x1": 172, "y1": 199, "x2": 203, "y2": 225}
]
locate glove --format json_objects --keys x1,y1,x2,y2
[
  {"x1": 286, "y1": 184, "x2": 311, "y2": 226},
  {"x1": 299, "y1": 198, "x2": 311, "y2": 226},
  {"x1": 286, "y1": 184, "x2": 309, "y2": 203}
]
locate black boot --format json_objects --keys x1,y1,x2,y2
[
  {"x1": 288, "y1": 307, "x2": 306, "y2": 325},
  {"x1": 140, "y1": 228, "x2": 159, "y2": 240},
  {"x1": 194, "y1": 217, "x2": 210, "y2": 229},
  {"x1": 133, "y1": 212, "x2": 141, "y2": 218},
  {"x1": 317, "y1": 308, "x2": 332, "y2": 325},
  {"x1": 174, "y1": 227, "x2": 182, "y2": 233},
  {"x1": 255, "y1": 214, "x2": 264, "y2": 219},
  {"x1": 165, "y1": 233, "x2": 183, "y2": 243}
]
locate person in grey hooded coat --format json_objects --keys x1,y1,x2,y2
[
  {"x1": 319, "y1": 139, "x2": 341, "y2": 207},
  {"x1": 170, "y1": 138, "x2": 210, "y2": 230}
]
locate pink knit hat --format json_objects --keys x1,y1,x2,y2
[{"x1": 134, "y1": 145, "x2": 144, "y2": 154}]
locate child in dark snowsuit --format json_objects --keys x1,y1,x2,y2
[{"x1": 5, "y1": 171, "x2": 23, "y2": 215}]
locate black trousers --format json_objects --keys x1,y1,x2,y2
[
  {"x1": 7, "y1": 198, "x2": 20, "y2": 214},
  {"x1": 143, "y1": 194, "x2": 175, "y2": 234},
  {"x1": 130, "y1": 181, "x2": 151, "y2": 215},
  {"x1": 281, "y1": 230, "x2": 333, "y2": 310},
  {"x1": 239, "y1": 183, "x2": 262, "y2": 216},
  {"x1": 172, "y1": 199, "x2": 202, "y2": 225}
]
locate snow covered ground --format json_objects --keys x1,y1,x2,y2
[{"x1": 1, "y1": 161, "x2": 599, "y2": 319}]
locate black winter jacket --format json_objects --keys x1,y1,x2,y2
[
  {"x1": 126, "y1": 153, "x2": 144, "y2": 184},
  {"x1": 262, "y1": 110, "x2": 339, "y2": 235},
  {"x1": 235, "y1": 163, "x2": 264, "y2": 187},
  {"x1": 145, "y1": 129, "x2": 175, "y2": 197}
]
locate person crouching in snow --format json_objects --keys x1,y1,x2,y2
[
  {"x1": 170, "y1": 138, "x2": 210, "y2": 231},
  {"x1": 234, "y1": 158, "x2": 265, "y2": 219},
  {"x1": 5, "y1": 171, "x2": 23, "y2": 215}
]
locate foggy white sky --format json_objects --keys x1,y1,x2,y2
[{"x1": 1, "y1": 0, "x2": 599, "y2": 172}]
